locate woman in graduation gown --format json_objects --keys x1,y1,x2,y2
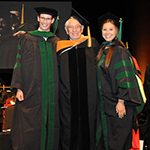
[{"x1": 96, "y1": 13, "x2": 144, "y2": 150}]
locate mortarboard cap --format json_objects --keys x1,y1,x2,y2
[
  {"x1": 71, "y1": 8, "x2": 89, "y2": 26},
  {"x1": 98, "y1": 12, "x2": 121, "y2": 28},
  {"x1": 98, "y1": 12, "x2": 123, "y2": 41},
  {"x1": 9, "y1": 3, "x2": 22, "y2": 12},
  {"x1": 35, "y1": 7, "x2": 58, "y2": 18}
]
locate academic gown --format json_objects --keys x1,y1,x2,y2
[
  {"x1": 96, "y1": 43, "x2": 143, "y2": 150},
  {"x1": 57, "y1": 37, "x2": 100, "y2": 150},
  {"x1": 10, "y1": 30, "x2": 60, "y2": 150}
]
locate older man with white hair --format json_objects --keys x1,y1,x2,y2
[{"x1": 57, "y1": 8, "x2": 100, "y2": 150}]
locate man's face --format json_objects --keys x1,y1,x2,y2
[
  {"x1": 65, "y1": 18, "x2": 84, "y2": 41},
  {"x1": 37, "y1": 14, "x2": 55, "y2": 32}
]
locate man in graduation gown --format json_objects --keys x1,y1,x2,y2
[
  {"x1": 10, "y1": 7, "x2": 60, "y2": 150},
  {"x1": 57, "y1": 9, "x2": 100, "y2": 150}
]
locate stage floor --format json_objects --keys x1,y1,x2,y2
[{"x1": 0, "y1": 132, "x2": 10, "y2": 150}]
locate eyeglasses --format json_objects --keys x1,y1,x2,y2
[{"x1": 40, "y1": 17, "x2": 52, "y2": 21}]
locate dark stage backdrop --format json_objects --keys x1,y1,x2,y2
[
  {"x1": 0, "y1": 1, "x2": 72, "y2": 85},
  {"x1": 72, "y1": 0, "x2": 150, "y2": 82},
  {"x1": 1, "y1": 0, "x2": 150, "y2": 85}
]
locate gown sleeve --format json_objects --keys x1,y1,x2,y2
[
  {"x1": 108, "y1": 46, "x2": 141, "y2": 106},
  {"x1": 10, "y1": 35, "x2": 25, "y2": 91}
]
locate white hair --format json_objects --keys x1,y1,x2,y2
[
  {"x1": 64, "y1": 16, "x2": 84, "y2": 28},
  {"x1": 65, "y1": 17, "x2": 74, "y2": 28}
]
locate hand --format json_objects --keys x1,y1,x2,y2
[
  {"x1": 116, "y1": 99, "x2": 126, "y2": 119},
  {"x1": 16, "y1": 89, "x2": 24, "y2": 101},
  {"x1": 13, "y1": 31, "x2": 26, "y2": 37}
]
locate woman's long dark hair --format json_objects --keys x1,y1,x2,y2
[{"x1": 96, "y1": 44, "x2": 115, "y2": 70}]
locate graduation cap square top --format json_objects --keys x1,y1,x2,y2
[
  {"x1": 9, "y1": 3, "x2": 22, "y2": 12},
  {"x1": 35, "y1": 7, "x2": 58, "y2": 18},
  {"x1": 98, "y1": 12, "x2": 121, "y2": 29},
  {"x1": 71, "y1": 8, "x2": 89, "y2": 26}
]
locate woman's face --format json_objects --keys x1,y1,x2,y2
[{"x1": 102, "y1": 22, "x2": 118, "y2": 42}]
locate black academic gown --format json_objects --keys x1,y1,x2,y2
[
  {"x1": 10, "y1": 30, "x2": 60, "y2": 150},
  {"x1": 57, "y1": 37, "x2": 99, "y2": 150},
  {"x1": 96, "y1": 43, "x2": 142, "y2": 150}
]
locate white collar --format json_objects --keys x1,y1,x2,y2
[{"x1": 38, "y1": 28, "x2": 48, "y2": 41}]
